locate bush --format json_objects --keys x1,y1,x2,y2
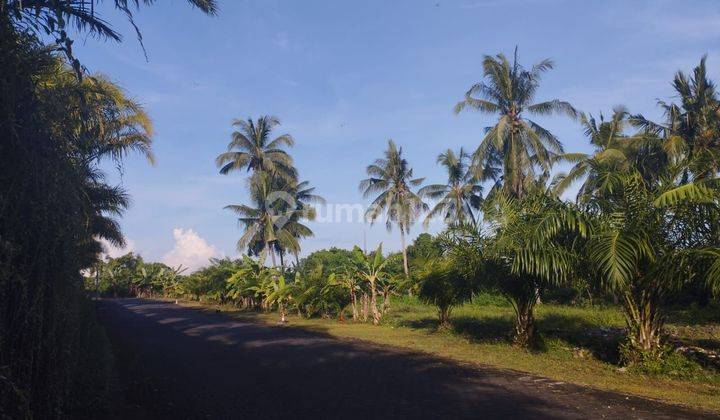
[
  {"x1": 624, "y1": 345, "x2": 709, "y2": 381},
  {"x1": 418, "y1": 263, "x2": 475, "y2": 327}
]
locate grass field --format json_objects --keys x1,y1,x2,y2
[{"x1": 175, "y1": 295, "x2": 720, "y2": 412}]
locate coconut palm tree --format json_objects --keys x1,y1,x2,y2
[
  {"x1": 552, "y1": 107, "x2": 636, "y2": 201},
  {"x1": 419, "y1": 148, "x2": 486, "y2": 227},
  {"x1": 226, "y1": 172, "x2": 312, "y2": 267},
  {"x1": 455, "y1": 48, "x2": 577, "y2": 198},
  {"x1": 37, "y1": 66, "x2": 155, "y2": 166},
  {"x1": 216, "y1": 116, "x2": 297, "y2": 183},
  {"x1": 35, "y1": 63, "x2": 154, "y2": 267},
  {"x1": 273, "y1": 179, "x2": 325, "y2": 267},
  {"x1": 360, "y1": 140, "x2": 428, "y2": 278},
  {"x1": 77, "y1": 169, "x2": 131, "y2": 267},
  {"x1": 632, "y1": 56, "x2": 720, "y2": 180}
]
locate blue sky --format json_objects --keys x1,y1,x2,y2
[{"x1": 76, "y1": 0, "x2": 720, "y2": 269}]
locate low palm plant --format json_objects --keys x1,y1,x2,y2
[
  {"x1": 417, "y1": 260, "x2": 475, "y2": 328},
  {"x1": 478, "y1": 193, "x2": 588, "y2": 346},
  {"x1": 325, "y1": 269, "x2": 363, "y2": 321},
  {"x1": 585, "y1": 169, "x2": 720, "y2": 358}
]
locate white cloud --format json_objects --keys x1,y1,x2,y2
[
  {"x1": 162, "y1": 228, "x2": 219, "y2": 272},
  {"x1": 101, "y1": 238, "x2": 136, "y2": 259}
]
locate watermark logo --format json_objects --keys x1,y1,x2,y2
[
  {"x1": 265, "y1": 190, "x2": 297, "y2": 229},
  {"x1": 263, "y1": 190, "x2": 455, "y2": 227}
]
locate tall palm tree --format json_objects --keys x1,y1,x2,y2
[
  {"x1": 273, "y1": 180, "x2": 325, "y2": 266},
  {"x1": 632, "y1": 56, "x2": 720, "y2": 180},
  {"x1": 226, "y1": 173, "x2": 312, "y2": 267},
  {"x1": 552, "y1": 107, "x2": 635, "y2": 201},
  {"x1": 419, "y1": 148, "x2": 485, "y2": 227},
  {"x1": 455, "y1": 48, "x2": 577, "y2": 198},
  {"x1": 216, "y1": 116, "x2": 297, "y2": 183},
  {"x1": 360, "y1": 140, "x2": 428, "y2": 278}
]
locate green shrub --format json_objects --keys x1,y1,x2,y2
[
  {"x1": 418, "y1": 263, "x2": 475, "y2": 327},
  {"x1": 623, "y1": 345, "x2": 708, "y2": 380},
  {"x1": 470, "y1": 292, "x2": 509, "y2": 307}
]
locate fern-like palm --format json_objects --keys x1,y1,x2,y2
[
  {"x1": 584, "y1": 167, "x2": 720, "y2": 355},
  {"x1": 480, "y1": 192, "x2": 588, "y2": 346}
]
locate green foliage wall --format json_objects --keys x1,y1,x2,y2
[{"x1": 0, "y1": 21, "x2": 113, "y2": 418}]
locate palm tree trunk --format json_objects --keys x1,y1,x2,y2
[
  {"x1": 511, "y1": 286, "x2": 538, "y2": 347},
  {"x1": 622, "y1": 289, "x2": 663, "y2": 358},
  {"x1": 439, "y1": 305, "x2": 452, "y2": 328},
  {"x1": 509, "y1": 130, "x2": 524, "y2": 199},
  {"x1": 513, "y1": 303, "x2": 535, "y2": 346},
  {"x1": 400, "y1": 227, "x2": 409, "y2": 278}
]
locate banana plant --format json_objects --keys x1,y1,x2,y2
[
  {"x1": 264, "y1": 274, "x2": 294, "y2": 323},
  {"x1": 352, "y1": 244, "x2": 390, "y2": 325}
]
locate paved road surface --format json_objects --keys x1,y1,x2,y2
[{"x1": 97, "y1": 299, "x2": 715, "y2": 419}]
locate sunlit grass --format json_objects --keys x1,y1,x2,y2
[{"x1": 174, "y1": 297, "x2": 720, "y2": 413}]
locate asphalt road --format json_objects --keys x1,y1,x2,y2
[{"x1": 97, "y1": 299, "x2": 715, "y2": 419}]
